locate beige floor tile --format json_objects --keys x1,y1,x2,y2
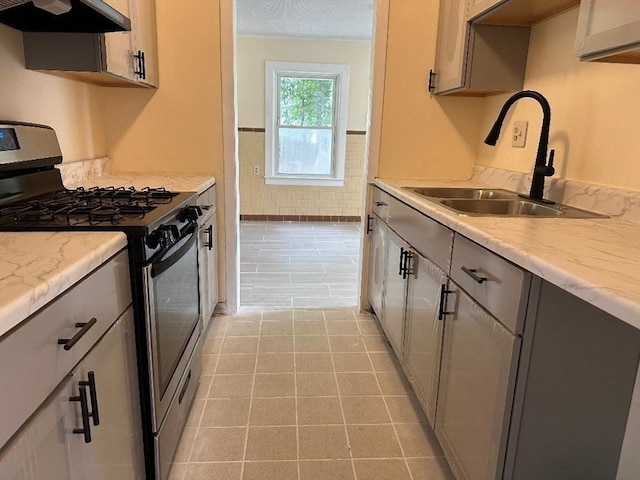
[
  {"x1": 385, "y1": 395, "x2": 429, "y2": 424},
  {"x1": 362, "y1": 336, "x2": 392, "y2": 353},
  {"x1": 167, "y1": 463, "x2": 187, "y2": 480},
  {"x1": 297, "y1": 396, "x2": 344, "y2": 425},
  {"x1": 209, "y1": 374, "x2": 254, "y2": 398},
  {"x1": 258, "y1": 335, "x2": 293, "y2": 353},
  {"x1": 263, "y1": 310, "x2": 294, "y2": 321},
  {"x1": 245, "y1": 426, "x2": 297, "y2": 460},
  {"x1": 207, "y1": 318, "x2": 229, "y2": 337},
  {"x1": 172, "y1": 427, "x2": 196, "y2": 462},
  {"x1": 295, "y1": 335, "x2": 331, "y2": 352},
  {"x1": 201, "y1": 354, "x2": 219, "y2": 375},
  {"x1": 261, "y1": 320, "x2": 294, "y2": 335},
  {"x1": 252, "y1": 373, "x2": 295, "y2": 397},
  {"x1": 255, "y1": 353, "x2": 295, "y2": 373},
  {"x1": 326, "y1": 321, "x2": 361, "y2": 336},
  {"x1": 406, "y1": 458, "x2": 454, "y2": 480},
  {"x1": 190, "y1": 427, "x2": 247, "y2": 461},
  {"x1": 215, "y1": 354, "x2": 257, "y2": 374},
  {"x1": 294, "y1": 320, "x2": 327, "y2": 335},
  {"x1": 329, "y1": 335, "x2": 366, "y2": 352},
  {"x1": 222, "y1": 336, "x2": 259, "y2": 354},
  {"x1": 376, "y1": 371, "x2": 414, "y2": 395},
  {"x1": 195, "y1": 375, "x2": 212, "y2": 399},
  {"x1": 333, "y1": 353, "x2": 373, "y2": 372},
  {"x1": 357, "y1": 319, "x2": 384, "y2": 336},
  {"x1": 341, "y1": 396, "x2": 391, "y2": 424},
  {"x1": 299, "y1": 460, "x2": 355, "y2": 480},
  {"x1": 184, "y1": 462, "x2": 242, "y2": 480},
  {"x1": 324, "y1": 310, "x2": 356, "y2": 322},
  {"x1": 296, "y1": 352, "x2": 335, "y2": 372},
  {"x1": 185, "y1": 398, "x2": 205, "y2": 427},
  {"x1": 368, "y1": 351, "x2": 402, "y2": 372},
  {"x1": 352, "y1": 459, "x2": 412, "y2": 480},
  {"x1": 298, "y1": 425, "x2": 351, "y2": 459},
  {"x1": 242, "y1": 461, "x2": 297, "y2": 480},
  {"x1": 249, "y1": 397, "x2": 296, "y2": 426},
  {"x1": 200, "y1": 398, "x2": 251, "y2": 427},
  {"x1": 231, "y1": 311, "x2": 262, "y2": 322},
  {"x1": 294, "y1": 309, "x2": 325, "y2": 321},
  {"x1": 336, "y1": 372, "x2": 381, "y2": 396},
  {"x1": 347, "y1": 425, "x2": 403, "y2": 458},
  {"x1": 226, "y1": 321, "x2": 261, "y2": 336},
  {"x1": 296, "y1": 372, "x2": 339, "y2": 396},
  {"x1": 395, "y1": 423, "x2": 443, "y2": 457},
  {"x1": 202, "y1": 336, "x2": 223, "y2": 354}
]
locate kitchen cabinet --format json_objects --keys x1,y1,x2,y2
[
  {"x1": 197, "y1": 185, "x2": 218, "y2": 331},
  {"x1": 431, "y1": 0, "x2": 530, "y2": 95},
  {"x1": 0, "y1": 251, "x2": 145, "y2": 479},
  {"x1": 468, "y1": 0, "x2": 579, "y2": 25},
  {"x1": 22, "y1": 0, "x2": 158, "y2": 87},
  {"x1": 575, "y1": 0, "x2": 640, "y2": 63},
  {"x1": 380, "y1": 226, "x2": 408, "y2": 357},
  {"x1": 366, "y1": 212, "x2": 386, "y2": 320}
]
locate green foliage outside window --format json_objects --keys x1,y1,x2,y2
[{"x1": 279, "y1": 77, "x2": 334, "y2": 127}]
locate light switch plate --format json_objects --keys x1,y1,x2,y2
[{"x1": 512, "y1": 120, "x2": 528, "y2": 148}]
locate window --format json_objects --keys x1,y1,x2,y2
[{"x1": 265, "y1": 61, "x2": 350, "y2": 186}]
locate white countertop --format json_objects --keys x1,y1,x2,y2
[
  {"x1": 376, "y1": 178, "x2": 640, "y2": 330},
  {"x1": 65, "y1": 173, "x2": 215, "y2": 195},
  {"x1": 0, "y1": 232, "x2": 127, "y2": 337}
]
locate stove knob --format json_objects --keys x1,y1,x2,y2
[
  {"x1": 178, "y1": 205, "x2": 202, "y2": 223},
  {"x1": 146, "y1": 225, "x2": 179, "y2": 249}
]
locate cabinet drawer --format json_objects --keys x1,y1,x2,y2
[
  {"x1": 197, "y1": 185, "x2": 216, "y2": 224},
  {"x1": 450, "y1": 235, "x2": 530, "y2": 334},
  {"x1": 372, "y1": 187, "x2": 391, "y2": 222},
  {"x1": 0, "y1": 250, "x2": 131, "y2": 449}
]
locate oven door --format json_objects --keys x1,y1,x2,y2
[{"x1": 142, "y1": 223, "x2": 201, "y2": 431}]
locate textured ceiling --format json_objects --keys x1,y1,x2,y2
[{"x1": 235, "y1": 0, "x2": 375, "y2": 41}]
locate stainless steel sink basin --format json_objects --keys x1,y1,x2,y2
[
  {"x1": 439, "y1": 199, "x2": 605, "y2": 218},
  {"x1": 404, "y1": 187, "x2": 516, "y2": 200},
  {"x1": 402, "y1": 186, "x2": 605, "y2": 218}
]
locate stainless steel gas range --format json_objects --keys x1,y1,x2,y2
[{"x1": 0, "y1": 121, "x2": 202, "y2": 480}]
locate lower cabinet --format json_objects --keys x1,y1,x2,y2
[
  {"x1": 0, "y1": 308, "x2": 145, "y2": 480},
  {"x1": 380, "y1": 227, "x2": 408, "y2": 358},
  {"x1": 367, "y1": 214, "x2": 386, "y2": 320},
  {"x1": 197, "y1": 185, "x2": 218, "y2": 331}
]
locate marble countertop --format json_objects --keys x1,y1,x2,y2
[
  {"x1": 0, "y1": 232, "x2": 128, "y2": 337},
  {"x1": 375, "y1": 178, "x2": 640, "y2": 330},
  {"x1": 65, "y1": 173, "x2": 215, "y2": 195}
]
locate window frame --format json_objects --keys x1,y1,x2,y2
[{"x1": 265, "y1": 61, "x2": 350, "y2": 187}]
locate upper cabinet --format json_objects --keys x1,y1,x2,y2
[
  {"x1": 468, "y1": 0, "x2": 580, "y2": 24},
  {"x1": 575, "y1": 0, "x2": 640, "y2": 63},
  {"x1": 23, "y1": 0, "x2": 158, "y2": 88},
  {"x1": 431, "y1": 0, "x2": 530, "y2": 96}
]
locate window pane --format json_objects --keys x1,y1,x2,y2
[
  {"x1": 278, "y1": 128, "x2": 333, "y2": 175},
  {"x1": 279, "y1": 77, "x2": 334, "y2": 127}
]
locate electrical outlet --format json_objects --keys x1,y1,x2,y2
[
  {"x1": 253, "y1": 165, "x2": 260, "y2": 175},
  {"x1": 512, "y1": 121, "x2": 528, "y2": 148}
]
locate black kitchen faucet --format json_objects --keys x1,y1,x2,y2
[{"x1": 484, "y1": 90, "x2": 556, "y2": 203}]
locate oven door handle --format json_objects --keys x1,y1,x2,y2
[{"x1": 150, "y1": 223, "x2": 198, "y2": 278}]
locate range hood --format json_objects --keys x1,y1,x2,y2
[{"x1": 0, "y1": 0, "x2": 130, "y2": 33}]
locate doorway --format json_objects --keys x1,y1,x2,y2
[{"x1": 232, "y1": 0, "x2": 376, "y2": 310}]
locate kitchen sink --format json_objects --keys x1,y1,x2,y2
[
  {"x1": 403, "y1": 186, "x2": 606, "y2": 218},
  {"x1": 404, "y1": 187, "x2": 515, "y2": 200}
]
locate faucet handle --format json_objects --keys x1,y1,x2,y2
[{"x1": 546, "y1": 149, "x2": 555, "y2": 176}]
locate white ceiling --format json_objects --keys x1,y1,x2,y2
[{"x1": 235, "y1": 0, "x2": 375, "y2": 41}]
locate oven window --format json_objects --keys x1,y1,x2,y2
[{"x1": 152, "y1": 238, "x2": 199, "y2": 396}]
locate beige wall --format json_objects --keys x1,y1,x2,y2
[
  {"x1": 376, "y1": 0, "x2": 481, "y2": 180},
  {"x1": 237, "y1": 36, "x2": 371, "y2": 130},
  {"x1": 476, "y1": 8, "x2": 640, "y2": 191},
  {"x1": 239, "y1": 131, "x2": 366, "y2": 217},
  {"x1": 0, "y1": 25, "x2": 106, "y2": 163}
]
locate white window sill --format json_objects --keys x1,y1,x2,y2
[{"x1": 264, "y1": 176, "x2": 345, "y2": 187}]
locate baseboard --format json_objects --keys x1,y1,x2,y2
[{"x1": 240, "y1": 214, "x2": 361, "y2": 222}]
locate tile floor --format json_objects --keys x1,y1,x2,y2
[
  {"x1": 240, "y1": 222, "x2": 362, "y2": 309},
  {"x1": 168, "y1": 309, "x2": 453, "y2": 480}
]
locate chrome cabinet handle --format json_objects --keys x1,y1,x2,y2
[
  {"x1": 58, "y1": 318, "x2": 97, "y2": 351},
  {"x1": 461, "y1": 266, "x2": 487, "y2": 284}
]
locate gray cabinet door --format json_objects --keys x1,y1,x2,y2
[
  {"x1": 367, "y1": 214, "x2": 386, "y2": 320},
  {"x1": 435, "y1": 288, "x2": 520, "y2": 480},
  {"x1": 199, "y1": 212, "x2": 218, "y2": 331},
  {"x1": 72, "y1": 307, "x2": 145, "y2": 480},
  {"x1": 381, "y1": 226, "x2": 407, "y2": 358},
  {"x1": 403, "y1": 251, "x2": 447, "y2": 426}
]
